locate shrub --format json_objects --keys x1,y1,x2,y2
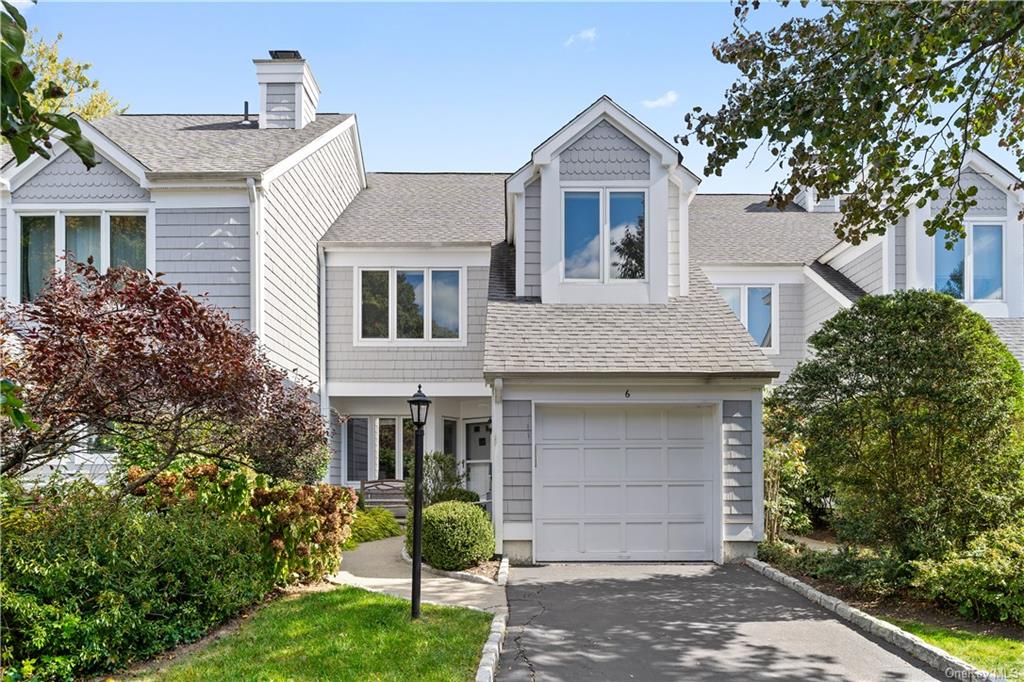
[
  {"x1": 0, "y1": 480, "x2": 274, "y2": 680},
  {"x1": 757, "y1": 540, "x2": 913, "y2": 598},
  {"x1": 773, "y1": 290, "x2": 1024, "y2": 559},
  {"x1": 0, "y1": 468, "x2": 356, "y2": 680},
  {"x1": 433, "y1": 487, "x2": 480, "y2": 504},
  {"x1": 404, "y1": 451, "x2": 466, "y2": 507},
  {"x1": 408, "y1": 501, "x2": 495, "y2": 571},
  {"x1": 913, "y1": 523, "x2": 1024, "y2": 625},
  {"x1": 343, "y1": 506, "x2": 403, "y2": 550}
]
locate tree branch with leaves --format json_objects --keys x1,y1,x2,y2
[{"x1": 680, "y1": 1, "x2": 1024, "y2": 245}]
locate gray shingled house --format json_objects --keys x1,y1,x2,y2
[{"x1": 3, "y1": 53, "x2": 1022, "y2": 563}]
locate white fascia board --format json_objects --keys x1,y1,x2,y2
[
  {"x1": 531, "y1": 98, "x2": 681, "y2": 170},
  {"x1": 700, "y1": 263, "x2": 806, "y2": 284},
  {"x1": 324, "y1": 244, "x2": 492, "y2": 268},
  {"x1": 501, "y1": 380, "x2": 768, "y2": 402},
  {"x1": 327, "y1": 381, "x2": 491, "y2": 397},
  {"x1": 261, "y1": 115, "x2": 356, "y2": 186},
  {"x1": 149, "y1": 188, "x2": 249, "y2": 208},
  {"x1": 3, "y1": 118, "x2": 150, "y2": 192},
  {"x1": 965, "y1": 149, "x2": 1023, "y2": 202},
  {"x1": 505, "y1": 162, "x2": 537, "y2": 196},
  {"x1": 802, "y1": 265, "x2": 853, "y2": 309}
]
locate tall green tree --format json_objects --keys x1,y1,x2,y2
[
  {"x1": 681, "y1": 2, "x2": 1024, "y2": 245},
  {"x1": 1, "y1": 1, "x2": 97, "y2": 167},
  {"x1": 24, "y1": 29, "x2": 121, "y2": 121}
]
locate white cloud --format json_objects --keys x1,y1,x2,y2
[
  {"x1": 642, "y1": 90, "x2": 679, "y2": 109},
  {"x1": 564, "y1": 27, "x2": 598, "y2": 48},
  {"x1": 565, "y1": 234, "x2": 601, "y2": 279},
  {"x1": 431, "y1": 274, "x2": 460, "y2": 334}
]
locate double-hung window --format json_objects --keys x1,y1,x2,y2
[
  {"x1": 358, "y1": 267, "x2": 464, "y2": 343},
  {"x1": 716, "y1": 284, "x2": 777, "y2": 352},
  {"x1": 563, "y1": 189, "x2": 646, "y2": 281},
  {"x1": 18, "y1": 211, "x2": 148, "y2": 301},
  {"x1": 934, "y1": 223, "x2": 1003, "y2": 301}
]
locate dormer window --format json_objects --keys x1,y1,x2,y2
[{"x1": 562, "y1": 189, "x2": 646, "y2": 282}]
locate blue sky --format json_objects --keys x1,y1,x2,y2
[{"x1": 22, "y1": 2, "x2": 1015, "y2": 194}]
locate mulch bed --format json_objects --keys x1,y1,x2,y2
[
  {"x1": 462, "y1": 559, "x2": 500, "y2": 582},
  {"x1": 764, "y1": 562, "x2": 1024, "y2": 643}
]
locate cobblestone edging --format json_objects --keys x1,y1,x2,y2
[
  {"x1": 475, "y1": 612, "x2": 508, "y2": 682},
  {"x1": 400, "y1": 546, "x2": 507, "y2": 587},
  {"x1": 745, "y1": 558, "x2": 996, "y2": 682}
]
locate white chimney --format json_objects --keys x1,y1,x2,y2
[{"x1": 253, "y1": 50, "x2": 320, "y2": 129}]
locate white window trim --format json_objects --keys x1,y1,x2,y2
[
  {"x1": 933, "y1": 220, "x2": 1006, "y2": 302},
  {"x1": 353, "y1": 266, "x2": 468, "y2": 347},
  {"x1": 716, "y1": 284, "x2": 780, "y2": 355},
  {"x1": 9, "y1": 206, "x2": 152, "y2": 301},
  {"x1": 560, "y1": 187, "x2": 649, "y2": 284},
  {"x1": 342, "y1": 414, "x2": 417, "y2": 484}
]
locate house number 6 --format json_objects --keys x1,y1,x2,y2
[{"x1": 625, "y1": 389, "x2": 631, "y2": 398}]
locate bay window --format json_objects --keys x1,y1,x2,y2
[
  {"x1": 563, "y1": 189, "x2": 646, "y2": 281},
  {"x1": 357, "y1": 267, "x2": 464, "y2": 343},
  {"x1": 17, "y1": 211, "x2": 149, "y2": 301},
  {"x1": 934, "y1": 224, "x2": 1003, "y2": 301},
  {"x1": 716, "y1": 284, "x2": 776, "y2": 351}
]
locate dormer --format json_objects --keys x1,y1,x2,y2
[{"x1": 506, "y1": 97, "x2": 700, "y2": 304}]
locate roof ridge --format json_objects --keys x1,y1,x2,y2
[{"x1": 368, "y1": 171, "x2": 511, "y2": 176}]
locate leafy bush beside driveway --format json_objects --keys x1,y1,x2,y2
[{"x1": 408, "y1": 501, "x2": 495, "y2": 571}]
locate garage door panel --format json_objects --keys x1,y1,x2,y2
[
  {"x1": 625, "y1": 484, "x2": 667, "y2": 515},
  {"x1": 626, "y1": 410, "x2": 663, "y2": 439},
  {"x1": 535, "y1": 405, "x2": 716, "y2": 562},
  {"x1": 538, "y1": 447, "x2": 580, "y2": 479},
  {"x1": 583, "y1": 522, "x2": 622, "y2": 553},
  {"x1": 584, "y1": 409, "x2": 623, "y2": 440},
  {"x1": 625, "y1": 447, "x2": 663, "y2": 479},
  {"x1": 583, "y1": 447, "x2": 622, "y2": 479},
  {"x1": 541, "y1": 484, "x2": 580, "y2": 515},
  {"x1": 668, "y1": 483, "x2": 710, "y2": 516},
  {"x1": 668, "y1": 446, "x2": 708, "y2": 478},
  {"x1": 583, "y1": 484, "x2": 622, "y2": 515}
]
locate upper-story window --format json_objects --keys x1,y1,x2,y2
[
  {"x1": 20, "y1": 212, "x2": 147, "y2": 301},
  {"x1": 934, "y1": 223, "x2": 1003, "y2": 301},
  {"x1": 716, "y1": 284, "x2": 777, "y2": 351},
  {"x1": 357, "y1": 267, "x2": 463, "y2": 343},
  {"x1": 563, "y1": 189, "x2": 646, "y2": 281}
]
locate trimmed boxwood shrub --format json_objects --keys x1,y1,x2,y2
[
  {"x1": 408, "y1": 501, "x2": 495, "y2": 571},
  {"x1": 343, "y1": 506, "x2": 403, "y2": 549},
  {"x1": 433, "y1": 487, "x2": 480, "y2": 504},
  {"x1": 913, "y1": 523, "x2": 1024, "y2": 625}
]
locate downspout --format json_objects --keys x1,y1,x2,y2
[
  {"x1": 318, "y1": 243, "x2": 332, "y2": 483},
  {"x1": 246, "y1": 177, "x2": 265, "y2": 339}
]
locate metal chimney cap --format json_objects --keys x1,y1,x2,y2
[{"x1": 269, "y1": 50, "x2": 302, "y2": 60}]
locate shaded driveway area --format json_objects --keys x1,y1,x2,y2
[{"x1": 497, "y1": 563, "x2": 942, "y2": 681}]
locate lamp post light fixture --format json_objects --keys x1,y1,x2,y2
[{"x1": 407, "y1": 384, "x2": 431, "y2": 619}]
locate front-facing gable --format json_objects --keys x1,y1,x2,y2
[
  {"x1": 505, "y1": 97, "x2": 701, "y2": 305},
  {"x1": 12, "y1": 149, "x2": 150, "y2": 203}
]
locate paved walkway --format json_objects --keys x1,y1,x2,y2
[
  {"x1": 498, "y1": 563, "x2": 942, "y2": 682},
  {"x1": 329, "y1": 536, "x2": 507, "y2": 615}
]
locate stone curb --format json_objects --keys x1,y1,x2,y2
[
  {"x1": 496, "y1": 556, "x2": 510, "y2": 587},
  {"x1": 474, "y1": 612, "x2": 508, "y2": 682},
  {"x1": 745, "y1": 558, "x2": 1000, "y2": 682},
  {"x1": 400, "y1": 545, "x2": 501, "y2": 586}
]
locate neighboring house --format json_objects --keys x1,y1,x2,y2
[{"x1": 4, "y1": 52, "x2": 1022, "y2": 564}]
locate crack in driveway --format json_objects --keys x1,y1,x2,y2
[{"x1": 505, "y1": 582, "x2": 546, "y2": 681}]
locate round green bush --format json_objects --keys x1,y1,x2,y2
[
  {"x1": 433, "y1": 487, "x2": 480, "y2": 504},
  {"x1": 408, "y1": 501, "x2": 494, "y2": 571}
]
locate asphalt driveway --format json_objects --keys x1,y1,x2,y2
[{"x1": 497, "y1": 563, "x2": 943, "y2": 681}]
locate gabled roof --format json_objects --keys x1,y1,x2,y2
[
  {"x1": 690, "y1": 194, "x2": 841, "y2": 265},
  {"x1": 2, "y1": 113, "x2": 354, "y2": 180},
  {"x1": 506, "y1": 95, "x2": 701, "y2": 195},
  {"x1": 484, "y1": 257, "x2": 777, "y2": 379},
  {"x1": 320, "y1": 172, "x2": 507, "y2": 246}
]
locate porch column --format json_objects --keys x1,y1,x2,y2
[{"x1": 490, "y1": 378, "x2": 504, "y2": 553}]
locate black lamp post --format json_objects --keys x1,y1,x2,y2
[{"x1": 407, "y1": 384, "x2": 431, "y2": 619}]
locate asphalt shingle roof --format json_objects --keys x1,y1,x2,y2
[
  {"x1": 808, "y1": 261, "x2": 867, "y2": 302},
  {"x1": 690, "y1": 194, "x2": 842, "y2": 265},
  {"x1": 988, "y1": 318, "x2": 1024, "y2": 366},
  {"x1": 75, "y1": 114, "x2": 351, "y2": 177},
  {"x1": 320, "y1": 172, "x2": 507, "y2": 245},
  {"x1": 483, "y1": 261, "x2": 778, "y2": 378}
]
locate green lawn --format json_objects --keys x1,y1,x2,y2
[
  {"x1": 139, "y1": 586, "x2": 492, "y2": 682},
  {"x1": 883, "y1": 618, "x2": 1024, "y2": 677}
]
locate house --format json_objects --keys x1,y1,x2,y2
[{"x1": 3, "y1": 52, "x2": 1021, "y2": 564}]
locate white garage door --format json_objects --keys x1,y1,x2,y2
[{"x1": 534, "y1": 405, "x2": 717, "y2": 562}]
